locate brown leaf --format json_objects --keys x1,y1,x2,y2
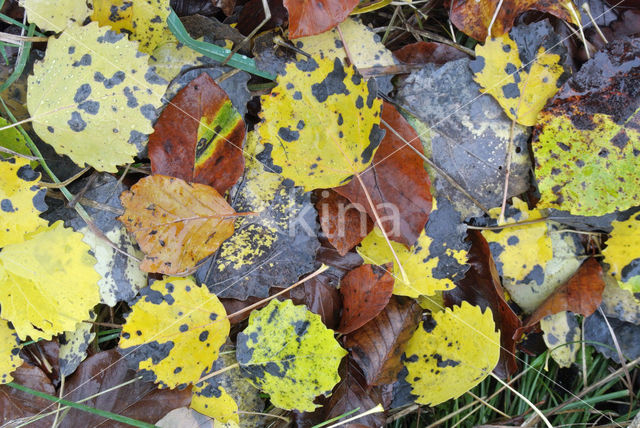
[
  {"x1": 283, "y1": 274, "x2": 342, "y2": 330},
  {"x1": 324, "y1": 357, "x2": 386, "y2": 427},
  {"x1": 118, "y1": 175, "x2": 237, "y2": 274},
  {"x1": 237, "y1": 0, "x2": 288, "y2": 36},
  {"x1": 60, "y1": 350, "x2": 191, "y2": 428},
  {"x1": 514, "y1": 258, "x2": 605, "y2": 340},
  {"x1": 335, "y1": 102, "x2": 432, "y2": 247},
  {"x1": 443, "y1": 230, "x2": 522, "y2": 378},
  {"x1": 394, "y1": 41, "x2": 469, "y2": 65},
  {"x1": 449, "y1": 0, "x2": 578, "y2": 40},
  {"x1": 284, "y1": 0, "x2": 360, "y2": 39},
  {"x1": 338, "y1": 264, "x2": 394, "y2": 334},
  {"x1": 316, "y1": 189, "x2": 373, "y2": 256},
  {"x1": 213, "y1": 0, "x2": 236, "y2": 15},
  {"x1": 148, "y1": 73, "x2": 245, "y2": 194},
  {"x1": 344, "y1": 296, "x2": 422, "y2": 386},
  {"x1": 0, "y1": 363, "x2": 56, "y2": 428}
]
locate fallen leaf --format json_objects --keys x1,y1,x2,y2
[
  {"x1": 344, "y1": 296, "x2": 422, "y2": 385},
  {"x1": 45, "y1": 173, "x2": 146, "y2": 306},
  {"x1": 149, "y1": 73, "x2": 245, "y2": 194},
  {"x1": 585, "y1": 310, "x2": 640, "y2": 363},
  {"x1": 58, "y1": 313, "x2": 96, "y2": 377},
  {"x1": 443, "y1": 230, "x2": 522, "y2": 378},
  {"x1": 316, "y1": 189, "x2": 372, "y2": 256},
  {"x1": 0, "y1": 157, "x2": 47, "y2": 247},
  {"x1": 91, "y1": 0, "x2": 172, "y2": 53},
  {"x1": 61, "y1": 349, "x2": 191, "y2": 427},
  {"x1": 338, "y1": 264, "x2": 394, "y2": 334},
  {"x1": 0, "y1": 363, "x2": 55, "y2": 427},
  {"x1": 471, "y1": 26, "x2": 566, "y2": 126},
  {"x1": 323, "y1": 357, "x2": 386, "y2": 427},
  {"x1": 515, "y1": 258, "x2": 605, "y2": 339},
  {"x1": 540, "y1": 311, "x2": 581, "y2": 368},
  {"x1": 118, "y1": 175, "x2": 237, "y2": 275},
  {"x1": 0, "y1": 320, "x2": 23, "y2": 384},
  {"x1": 603, "y1": 211, "x2": 640, "y2": 296},
  {"x1": 119, "y1": 277, "x2": 230, "y2": 389},
  {"x1": 449, "y1": 0, "x2": 578, "y2": 40},
  {"x1": 393, "y1": 41, "x2": 469, "y2": 65},
  {"x1": 0, "y1": 117, "x2": 34, "y2": 163},
  {"x1": 284, "y1": 0, "x2": 359, "y2": 39},
  {"x1": 396, "y1": 57, "x2": 531, "y2": 218},
  {"x1": 256, "y1": 57, "x2": 384, "y2": 191},
  {"x1": 404, "y1": 302, "x2": 500, "y2": 406},
  {"x1": 195, "y1": 133, "x2": 319, "y2": 300},
  {"x1": 357, "y1": 197, "x2": 469, "y2": 298},
  {"x1": 20, "y1": 0, "x2": 90, "y2": 32},
  {"x1": 236, "y1": 299, "x2": 347, "y2": 411},
  {"x1": 279, "y1": 274, "x2": 342, "y2": 330},
  {"x1": 600, "y1": 272, "x2": 640, "y2": 324},
  {"x1": 532, "y1": 37, "x2": 640, "y2": 216},
  {"x1": 0, "y1": 221, "x2": 101, "y2": 340},
  {"x1": 335, "y1": 101, "x2": 432, "y2": 247},
  {"x1": 157, "y1": 408, "x2": 215, "y2": 428},
  {"x1": 27, "y1": 22, "x2": 168, "y2": 172}
]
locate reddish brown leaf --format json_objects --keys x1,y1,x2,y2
[
  {"x1": 443, "y1": 230, "x2": 522, "y2": 378},
  {"x1": 283, "y1": 274, "x2": 342, "y2": 330},
  {"x1": 118, "y1": 175, "x2": 237, "y2": 274},
  {"x1": 0, "y1": 363, "x2": 56, "y2": 427},
  {"x1": 394, "y1": 41, "x2": 469, "y2": 65},
  {"x1": 344, "y1": 296, "x2": 422, "y2": 386},
  {"x1": 449, "y1": 0, "x2": 578, "y2": 40},
  {"x1": 514, "y1": 258, "x2": 605, "y2": 340},
  {"x1": 335, "y1": 102, "x2": 432, "y2": 247},
  {"x1": 148, "y1": 73, "x2": 245, "y2": 194},
  {"x1": 324, "y1": 357, "x2": 386, "y2": 427},
  {"x1": 338, "y1": 264, "x2": 394, "y2": 334},
  {"x1": 316, "y1": 189, "x2": 373, "y2": 256},
  {"x1": 61, "y1": 350, "x2": 191, "y2": 428},
  {"x1": 284, "y1": 0, "x2": 360, "y2": 39}
]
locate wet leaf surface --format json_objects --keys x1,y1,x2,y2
[
  {"x1": 316, "y1": 189, "x2": 372, "y2": 256},
  {"x1": 283, "y1": 0, "x2": 359, "y2": 39}
]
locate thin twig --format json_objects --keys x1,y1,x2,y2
[
  {"x1": 486, "y1": 0, "x2": 504, "y2": 39},
  {"x1": 0, "y1": 145, "x2": 38, "y2": 160},
  {"x1": 38, "y1": 167, "x2": 91, "y2": 188},
  {"x1": 490, "y1": 372, "x2": 553, "y2": 428},
  {"x1": 197, "y1": 362, "x2": 239, "y2": 384}
]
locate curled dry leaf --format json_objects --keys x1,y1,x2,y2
[
  {"x1": 149, "y1": 73, "x2": 246, "y2": 194},
  {"x1": 338, "y1": 264, "x2": 394, "y2": 334},
  {"x1": 118, "y1": 175, "x2": 238, "y2": 274}
]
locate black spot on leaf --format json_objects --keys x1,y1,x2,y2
[
  {"x1": 277, "y1": 127, "x2": 299, "y2": 142},
  {"x1": 67, "y1": 112, "x2": 87, "y2": 132},
  {"x1": 1, "y1": 199, "x2": 15, "y2": 212},
  {"x1": 310, "y1": 58, "x2": 348, "y2": 103},
  {"x1": 72, "y1": 54, "x2": 92, "y2": 67},
  {"x1": 17, "y1": 165, "x2": 38, "y2": 181},
  {"x1": 73, "y1": 84, "x2": 92, "y2": 104},
  {"x1": 78, "y1": 101, "x2": 100, "y2": 115}
]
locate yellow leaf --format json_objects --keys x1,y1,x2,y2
[
  {"x1": 192, "y1": 384, "x2": 239, "y2": 424},
  {"x1": 404, "y1": 302, "x2": 499, "y2": 406},
  {"x1": 119, "y1": 277, "x2": 230, "y2": 389},
  {"x1": 358, "y1": 198, "x2": 468, "y2": 298},
  {"x1": 540, "y1": 312, "x2": 580, "y2": 368},
  {"x1": 0, "y1": 319, "x2": 23, "y2": 384},
  {"x1": 481, "y1": 197, "x2": 553, "y2": 295},
  {"x1": 0, "y1": 157, "x2": 47, "y2": 247},
  {"x1": 118, "y1": 175, "x2": 237, "y2": 275},
  {"x1": 20, "y1": 0, "x2": 91, "y2": 32},
  {"x1": 0, "y1": 117, "x2": 35, "y2": 164},
  {"x1": 472, "y1": 33, "x2": 564, "y2": 126},
  {"x1": 256, "y1": 57, "x2": 383, "y2": 191},
  {"x1": 149, "y1": 38, "x2": 208, "y2": 82},
  {"x1": 0, "y1": 221, "x2": 101, "y2": 340},
  {"x1": 91, "y1": 0, "x2": 172, "y2": 54},
  {"x1": 27, "y1": 22, "x2": 168, "y2": 172},
  {"x1": 603, "y1": 212, "x2": 640, "y2": 296},
  {"x1": 236, "y1": 299, "x2": 347, "y2": 411}
]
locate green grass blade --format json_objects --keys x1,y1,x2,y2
[
  {"x1": 0, "y1": 12, "x2": 46, "y2": 37},
  {"x1": 0, "y1": 23, "x2": 34, "y2": 93},
  {"x1": 6, "y1": 382, "x2": 156, "y2": 427},
  {"x1": 166, "y1": 10, "x2": 275, "y2": 81}
]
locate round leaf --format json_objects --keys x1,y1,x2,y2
[
  {"x1": 20, "y1": 0, "x2": 91, "y2": 32},
  {"x1": 404, "y1": 302, "x2": 500, "y2": 406},
  {"x1": 119, "y1": 277, "x2": 230, "y2": 389},
  {"x1": 236, "y1": 299, "x2": 347, "y2": 411}
]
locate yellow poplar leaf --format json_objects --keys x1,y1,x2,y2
[
  {"x1": 191, "y1": 384, "x2": 239, "y2": 424},
  {"x1": 27, "y1": 22, "x2": 168, "y2": 172},
  {"x1": 603, "y1": 212, "x2": 640, "y2": 296},
  {"x1": 149, "y1": 38, "x2": 208, "y2": 82},
  {"x1": 0, "y1": 117, "x2": 34, "y2": 163},
  {"x1": 118, "y1": 175, "x2": 237, "y2": 275},
  {"x1": 91, "y1": 0, "x2": 172, "y2": 54},
  {"x1": 20, "y1": 0, "x2": 91, "y2": 32},
  {"x1": 471, "y1": 33, "x2": 564, "y2": 126},
  {"x1": 256, "y1": 57, "x2": 384, "y2": 191},
  {"x1": 540, "y1": 312, "x2": 580, "y2": 368},
  {"x1": 404, "y1": 302, "x2": 500, "y2": 406},
  {"x1": 357, "y1": 198, "x2": 468, "y2": 298},
  {"x1": 236, "y1": 299, "x2": 347, "y2": 411},
  {"x1": 119, "y1": 277, "x2": 230, "y2": 389},
  {"x1": 0, "y1": 319, "x2": 23, "y2": 384},
  {"x1": 481, "y1": 197, "x2": 553, "y2": 292},
  {"x1": 0, "y1": 157, "x2": 47, "y2": 247},
  {"x1": 0, "y1": 221, "x2": 101, "y2": 340}
]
